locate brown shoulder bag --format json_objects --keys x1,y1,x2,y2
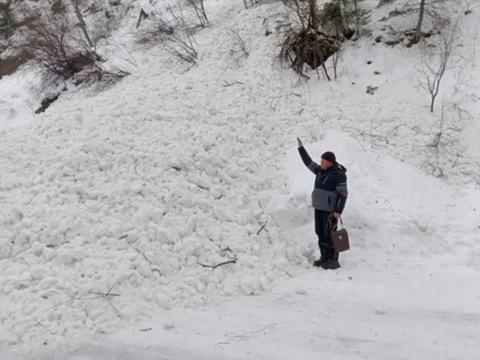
[{"x1": 331, "y1": 217, "x2": 350, "y2": 252}]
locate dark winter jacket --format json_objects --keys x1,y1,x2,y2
[{"x1": 298, "y1": 146, "x2": 348, "y2": 213}]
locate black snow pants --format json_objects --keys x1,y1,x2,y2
[{"x1": 314, "y1": 210, "x2": 339, "y2": 261}]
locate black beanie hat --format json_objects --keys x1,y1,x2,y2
[{"x1": 321, "y1": 151, "x2": 336, "y2": 164}]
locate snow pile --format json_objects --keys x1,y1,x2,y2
[{"x1": 0, "y1": 91, "x2": 307, "y2": 348}]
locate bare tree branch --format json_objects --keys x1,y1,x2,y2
[{"x1": 418, "y1": 21, "x2": 459, "y2": 112}]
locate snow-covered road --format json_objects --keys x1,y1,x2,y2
[{"x1": 9, "y1": 267, "x2": 479, "y2": 360}]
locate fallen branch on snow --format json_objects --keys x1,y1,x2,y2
[{"x1": 197, "y1": 259, "x2": 237, "y2": 269}]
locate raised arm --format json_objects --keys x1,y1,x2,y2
[{"x1": 297, "y1": 137, "x2": 321, "y2": 175}]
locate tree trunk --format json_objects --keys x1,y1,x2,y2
[
  {"x1": 71, "y1": 0, "x2": 95, "y2": 49},
  {"x1": 413, "y1": 0, "x2": 426, "y2": 44},
  {"x1": 354, "y1": 0, "x2": 360, "y2": 37},
  {"x1": 308, "y1": 0, "x2": 318, "y2": 31}
]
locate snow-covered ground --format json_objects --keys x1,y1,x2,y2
[
  {"x1": 1, "y1": 0, "x2": 480, "y2": 358},
  {"x1": 6, "y1": 267, "x2": 480, "y2": 360},
  {"x1": 6, "y1": 130, "x2": 480, "y2": 360},
  {"x1": 0, "y1": 69, "x2": 39, "y2": 130}
]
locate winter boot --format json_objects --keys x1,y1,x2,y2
[
  {"x1": 321, "y1": 246, "x2": 340, "y2": 269},
  {"x1": 320, "y1": 259, "x2": 341, "y2": 270},
  {"x1": 313, "y1": 245, "x2": 328, "y2": 267}
]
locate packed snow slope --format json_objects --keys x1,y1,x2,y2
[
  {"x1": 5, "y1": 131, "x2": 480, "y2": 360},
  {"x1": 1, "y1": 0, "x2": 479, "y2": 357}
]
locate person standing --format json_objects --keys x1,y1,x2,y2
[{"x1": 297, "y1": 137, "x2": 348, "y2": 269}]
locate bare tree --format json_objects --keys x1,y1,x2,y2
[
  {"x1": 425, "y1": 102, "x2": 466, "y2": 177},
  {"x1": 418, "y1": 22, "x2": 458, "y2": 112},
  {"x1": 21, "y1": 18, "x2": 88, "y2": 78}
]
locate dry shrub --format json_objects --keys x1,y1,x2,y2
[
  {"x1": 164, "y1": 33, "x2": 198, "y2": 64},
  {"x1": 280, "y1": 0, "x2": 342, "y2": 79},
  {"x1": 136, "y1": 6, "x2": 198, "y2": 65},
  {"x1": 21, "y1": 18, "x2": 96, "y2": 79},
  {"x1": 137, "y1": 14, "x2": 174, "y2": 44},
  {"x1": 19, "y1": 15, "x2": 128, "y2": 86},
  {"x1": 280, "y1": 29, "x2": 338, "y2": 79}
]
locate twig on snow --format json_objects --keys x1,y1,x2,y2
[
  {"x1": 256, "y1": 222, "x2": 268, "y2": 235},
  {"x1": 197, "y1": 259, "x2": 237, "y2": 269},
  {"x1": 135, "y1": 247, "x2": 162, "y2": 276},
  {"x1": 88, "y1": 283, "x2": 122, "y2": 318},
  {"x1": 36, "y1": 321, "x2": 56, "y2": 335},
  {"x1": 139, "y1": 327, "x2": 153, "y2": 332},
  {"x1": 88, "y1": 282, "x2": 120, "y2": 298},
  {"x1": 89, "y1": 291, "x2": 120, "y2": 297},
  {"x1": 230, "y1": 323, "x2": 277, "y2": 339},
  {"x1": 222, "y1": 80, "x2": 244, "y2": 87}
]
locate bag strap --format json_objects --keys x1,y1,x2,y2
[{"x1": 328, "y1": 214, "x2": 342, "y2": 231}]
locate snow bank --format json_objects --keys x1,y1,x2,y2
[
  {"x1": 0, "y1": 3, "x2": 306, "y2": 344},
  {"x1": 0, "y1": 97, "x2": 307, "y2": 348}
]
